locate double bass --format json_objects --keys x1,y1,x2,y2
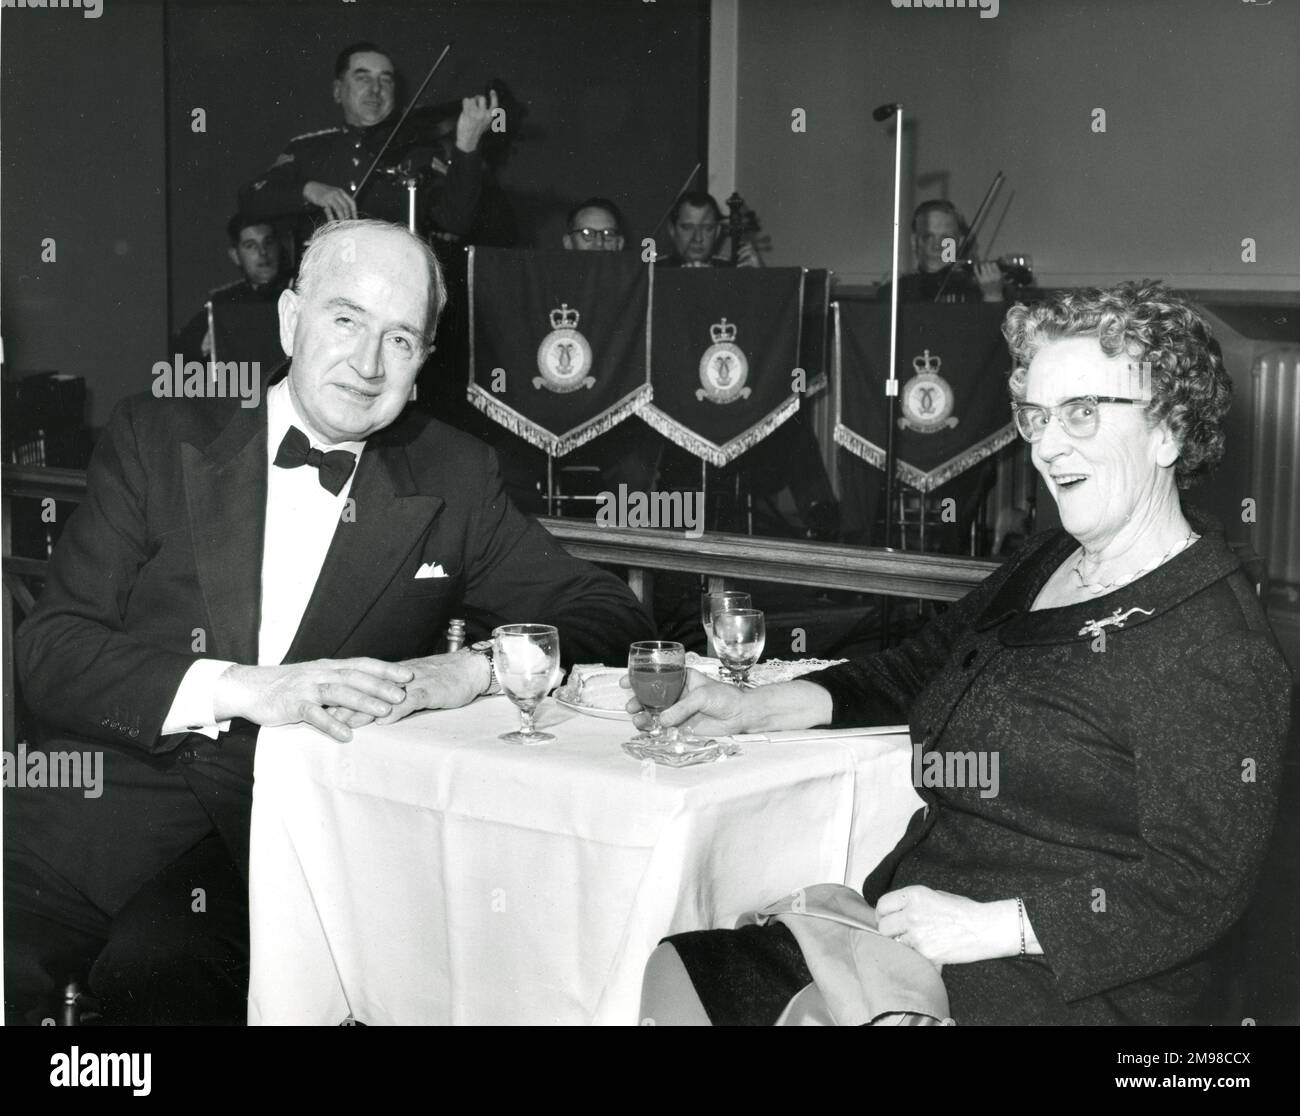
[{"x1": 722, "y1": 192, "x2": 761, "y2": 267}]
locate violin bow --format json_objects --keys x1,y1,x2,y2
[
  {"x1": 647, "y1": 161, "x2": 702, "y2": 247},
  {"x1": 353, "y1": 43, "x2": 454, "y2": 200},
  {"x1": 933, "y1": 169, "x2": 1004, "y2": 302}
]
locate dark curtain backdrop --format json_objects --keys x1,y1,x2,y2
[{"x1": 165, "y1": 0, "x2": 710, "y2": 338}]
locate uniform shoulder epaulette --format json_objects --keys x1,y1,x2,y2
[{"x1": 289, "y1": 126, "x2": 343, "y2": 143}]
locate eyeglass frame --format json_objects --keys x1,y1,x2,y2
[
  {"x1": 1009, "y1": 394, "x2": 1145, "y2": 442},
  {"x1": 569, "y1": 226, "x2": 622, "y2": 243}
]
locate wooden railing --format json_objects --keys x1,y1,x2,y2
[
  {"x1": 2, "y1": 463, "x2": 1002, "y2": 745},
  {"x1": 537, "y1": 517, "x2": 998, "y2": 602},
  {"x1": 1, "y1": 463, "x2": 999, "y2": 600}
]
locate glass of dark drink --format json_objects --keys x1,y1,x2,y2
[{"x1": 627, "y1": 640, "x2": 687, "y2": 744}]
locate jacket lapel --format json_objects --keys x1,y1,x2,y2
[
  {"x1": 181, "y1": 405, "x2": 267, "y2": 664},
  {"x1": 283, "y1": 428, "x2": 442, "y2": 662}
]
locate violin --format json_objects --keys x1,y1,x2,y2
[
  {"x1": 357, "y1": 65, "x2": 521, "y2": 196},
  {"x1": 723, "y1": 192, "x2": 761, "y2": 267}
]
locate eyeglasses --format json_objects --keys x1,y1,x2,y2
[
  {"x1": 570, "y1": 227, "x2": 620, "y2": 243},
  {"x1": 1010, "y1": 395, "x2": 1144, "y2": 442}
]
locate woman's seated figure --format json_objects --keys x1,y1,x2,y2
[{"x1": 635, "y1": 280, "x2": 1293, "y2": 1026}]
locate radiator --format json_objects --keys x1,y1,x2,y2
[{"x1": 1251, "y1": 347, "x2": 1300, "y2": 589}]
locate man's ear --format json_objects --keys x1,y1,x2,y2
[
  {"x1": 277, "y1": 288, "x2": 300, "y2": 357},
  {"x1": 228, "y1": 247, "x2": 241, "y2": 270},
  {"x1": 562, "y1": 233, "x2": 575, "y2": 251},
  {"x1": 332, "y1": 79, "x2": 344, "y2": 107}
]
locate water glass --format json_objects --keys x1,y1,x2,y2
[
  {"x1": 712, "y1": 608, "x2": 765, "y2": 687},
  {"x1": 493, "y1": 623, "x2": 562, "y2": 744}
]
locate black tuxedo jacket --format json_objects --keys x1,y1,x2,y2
[{"x1": 15, "y1": 391, "x2": 654, "y2": 901}]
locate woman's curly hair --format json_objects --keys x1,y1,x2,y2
[{"x1": 1002, "y1": 281, "x2": 1232, "y2": 488}]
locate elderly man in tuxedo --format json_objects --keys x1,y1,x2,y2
[{"x1": 5, "y1": 219, "x2": 654, "y2": 1025}]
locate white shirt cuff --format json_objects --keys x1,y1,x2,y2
[{"x1": 161, "y1": 659, "x2": 237, "y2": 740}]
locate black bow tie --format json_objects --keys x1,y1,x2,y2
[{"x1": 273, "y1": 425, "x2": 357, "y2": 496}]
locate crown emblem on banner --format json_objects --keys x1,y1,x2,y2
[
  {"x1": 912, "y1": 349, "x2": 941, "y2": 376},
  {"x1": 697, "y1": 317, "x2": 750, "y2": 404},
  {"x1": 535, "y1": 302, "x2": 594, "y2": 394},
  {"x1": 710, "y1": 318, "x2": 738, "y2": 344},
  {"x1": 898, "y1": 348, "x2": 958, "y2": 434},
  {"x1": 550, "y1": 303, "x2": 580, "y2": 330}
]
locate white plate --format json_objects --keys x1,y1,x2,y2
[
  {"x1": 554, "y1": 668, "x2": 633, "y2": 720},
  {"x1": 554, "y1": 690, "x2": 633, "y2": 721}
]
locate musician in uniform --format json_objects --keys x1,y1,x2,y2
[
  {"x1": 654, "y1": 192, "x2": 837, "y2": 539},
  {"x1": 869, "y1": 200, "x2": 1010, "y2": 553},
  {"x1": 173, "y1": 214, "x2": 290, "y2": 365},
  {"x1": 237, "y1": 42, "x2": 495, "y2": 245},
  {"x1": 879, "y1": 200, "x2": 1004, "y2": 305},
  {"x1": 655, "y1": 191, "x2": 760, "y2": 269},
  {"x1": 563, "y1": 197, "x2": 626, "y2": 253}
]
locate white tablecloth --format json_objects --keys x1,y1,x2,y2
[{"x1": 247, "y1": 695, "x2": 918, "y2": 1025}]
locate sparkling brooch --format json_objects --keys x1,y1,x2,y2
[{"x1": 1078, "y1": 606, "x2": 1155, "y2": 639}]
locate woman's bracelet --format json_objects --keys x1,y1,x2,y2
[{"x1": 1016, "y1": 897, "x2": 1026, "y2": 957}]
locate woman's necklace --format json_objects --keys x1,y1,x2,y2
[{"x1": 1071, "y1": 532, "x2": 1199, "y2": 595}]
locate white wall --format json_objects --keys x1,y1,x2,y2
[{"x1": 728, "y1": 0, "x2": 1300, "y2": 291}]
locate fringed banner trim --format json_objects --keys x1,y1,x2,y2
[
  {"x1": 833, "y1": 421, "x2": 1018, "y2": 493},
  {"x1": 833, "y1": 423, "x2": 885, "y2": 470},
  {"x1": 908, "y1": 422, "x2": 1018, "y2": 492},
  {"x1": 466, "y1": 384, "x2": 653, "y2": 458},
  {"x1": 640, "y1": 393, "x2": 801, "y2": 467}
]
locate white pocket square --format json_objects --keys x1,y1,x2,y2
[{"x1": 415, "y1": 561, "x2": 449, "y2": 579}]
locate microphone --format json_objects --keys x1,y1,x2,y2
[{"x1": 872, "y1": 102, "x2": 900, "y2": 122}]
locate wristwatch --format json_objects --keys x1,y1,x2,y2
[{"x1": 468, "y1": 640, "x2": 503, "y2": 695}]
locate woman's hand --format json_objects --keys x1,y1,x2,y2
[
  {"x1": 623, "y1": 669, "x2": 752, "y2": 737},
  {"x1": 876, "y1": 885, "x2": 1019, "y2": 969}
]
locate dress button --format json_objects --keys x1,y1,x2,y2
[
  {"x1": 962, "y1": 649, "x2": 978, "y2": 669},
  {"x1": 128, "y1": 727, "x2": 140, "y2": 739}
]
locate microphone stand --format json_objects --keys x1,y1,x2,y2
[
  {"x1": 870, "y1": 103, "x2": 905, "y2": 649},
  {"x1": 879, "y1": 104, "x2": 904, "y2": 552}
]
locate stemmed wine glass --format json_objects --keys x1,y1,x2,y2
[
  {"x1": 493, "y1": 623, "x2": 563, "y2": 744},
  {"x1": 626, "y1": 641, "x2": 687, "y2": 746},
  {"x1": 712, "y1": 608, "x2": 765, "y2": 688},
  {"x1": 701, "y1": 590, "x2": 751, "y2": 681}
]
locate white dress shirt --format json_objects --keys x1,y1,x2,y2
[{"x1": 161, "y1": 379, "x2": 365, "y2": 737}]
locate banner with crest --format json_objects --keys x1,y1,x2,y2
[
  {"x1": 833, "y1": 301, "x2": 1017, "y2": 492},
  {"x1": 641, "y1": 268, "x2": 806, "y2": 466},
  {"x1": 467, "y1": 248, "x2": 651, "y2": 456}
]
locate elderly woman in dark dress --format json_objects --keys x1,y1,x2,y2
[{"x1": 635, "y1": 281, "x2": 1293, "y2": 1026}]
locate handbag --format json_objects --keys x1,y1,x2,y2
[{"x1": 739, "y1": 882, "x2": 952, "y2": 1027}]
